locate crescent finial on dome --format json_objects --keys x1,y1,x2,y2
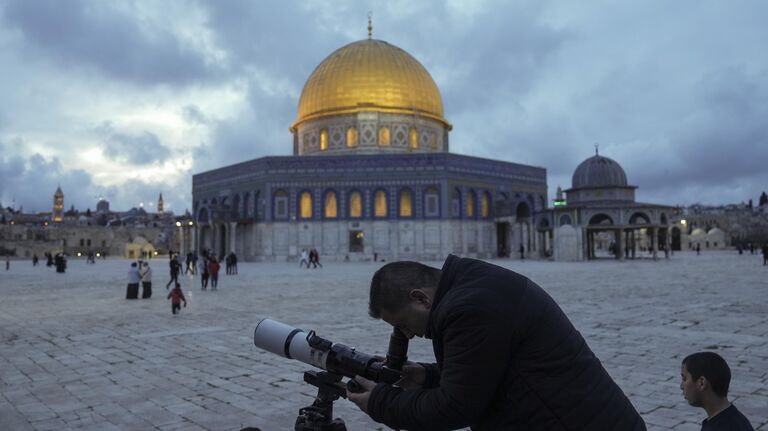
[{"x1": 368, "y1": 12, "x2": 373, "y2": 39}]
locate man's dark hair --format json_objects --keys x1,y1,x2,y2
[
  {"x1": 369, "y1": 261, "x2": 441, "y2": 318},
  {"x1": 682, "y1": 352, "x2": 731, "y2": 397}
]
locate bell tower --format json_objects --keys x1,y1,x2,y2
[
  {"x1": 157, "y1": 192, "x2": 164, "y2": 217},
  {"x1": 53, "y1": 186, "x2": 64, "y2": 223}
]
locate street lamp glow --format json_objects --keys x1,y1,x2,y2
[
  {"x1": 680, "y1": 219, "x2": 687, "y2": 226},
  {"x1": 175, "y1": 221, "x2": 181, "y2": 227}
]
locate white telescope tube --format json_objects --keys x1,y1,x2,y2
[{"x1": 253, "y1": 318, "x2": 329, "y2": 369}]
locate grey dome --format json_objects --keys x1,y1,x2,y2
[{"x1": 571, "y1": 155, "x2": 628, "y2": 189}]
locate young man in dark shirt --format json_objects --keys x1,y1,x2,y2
[{"x1": 681, "y1": 351, "x2": 754, "y2": 430}]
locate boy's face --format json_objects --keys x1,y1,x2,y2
[{"x1": 681, "y1": 364, "x2": 704, "y2": 407}]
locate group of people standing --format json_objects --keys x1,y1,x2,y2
[
  {"x1": 125, "y1": 260, "x2": 153, "y2": 299},
  {"x1": 299, "y1": 248, "x2": 322, "y2": 269}
]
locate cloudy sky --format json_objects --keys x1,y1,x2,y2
[{"x1": 1, "y1": 0, "x2": 767, "y2": 214}]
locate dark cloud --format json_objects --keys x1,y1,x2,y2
[
  {"x1": 94, "y1": 122, "x2": 171, "y2": 165},
  {"x1": 2, "y1": 1, "x2": 768, "y2": 211},
  {"x1": 192, "y1": 88, "x2": 295, "y2": 174},
  {"x1": 0, "y1": 0, "x2": 217, "y2": 86},
  {"x1": 196, "y1": 0, "x2": 345, "y2": 84}
]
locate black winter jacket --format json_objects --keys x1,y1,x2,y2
[{"x1": 367, "y1": 255, "x2": 646, "y2": 431}]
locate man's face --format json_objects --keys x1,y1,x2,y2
[
  {"x1": 379, "y1": 289, "x2": 432, "y2": 339},
  {"x1": 681, "y1": 364, "x2": 704, "y2": 407}
]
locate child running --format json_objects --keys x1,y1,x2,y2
[{"x1": 167, "y1": 282, "x2": 187, "y2": 315}]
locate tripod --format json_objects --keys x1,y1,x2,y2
[{"x1": 295, "y1": 371, "x2": 349, "y2": 431}]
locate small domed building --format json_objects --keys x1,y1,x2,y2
[
  {"x1": 191, "y1": 30, "x2": 550, "y2": 261},
  {"x1": 550, "y1": 150, "x2": 673, "y2": 261}
]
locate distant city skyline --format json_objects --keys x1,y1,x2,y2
[{"x1": 1, "y1": 0, "x2": 767, "y2": 213}]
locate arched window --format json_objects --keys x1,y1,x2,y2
[
  {"x1": 347, "y1": 127, "x2": 358, "y2": 148},
  {"x1": 378, "y1": 127, "x2": 390, "y2": 146},
  {"x1": 481, "y1": 192, "x2": 490, "y2": 218},
  {"x1": 243, "y1": 193, "x2": 251, "y2": 217},
  {"x1": 399, "y1": 189, "x2": 413, "y2": 217},
  {"x1": 273, "y1": 190, "x2": 288, "y2": 219},
  {"x1": 424, "y1": 187, "x2": 439, "y2": 217},
  {"x1": 451, "y1": 188, "x2": 461, "y2": 218},
  {"x1": 349, "y1": 191, "x2": 362, "y2": 218},
  {"x1": 409, "y1": 128, "x2": 419, "y2": 149},
  {"x1": 320, "y1": 129, "x2": 328, "y2": 151},
  {"x1": 374, "y1": 190, "x2": 388, "y2": 217},
  {"x1": 430, "y1": 132, "x2": 438, "y2": 150},
  {"x1": 559, "y1": 214, "x2": 572, "y2": 226},
  {"x1": 467, "y1": 190, "x2": 476, "y2": 218},
  {"x1": 300, "y1": 191, "x2": 312, "y2": 219},
  {"x1": 324, "y1": 191, "x2": 337, "y2": 218}
]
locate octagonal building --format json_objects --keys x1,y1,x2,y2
[{"x1": 191, "y1": 35, "x2": 549, "y2": 261}]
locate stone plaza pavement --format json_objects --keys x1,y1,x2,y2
[{"x1": 1, "y1": 251, "x2": 766, "y2": 430}]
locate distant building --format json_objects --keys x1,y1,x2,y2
[
  {"x1": 96, "y1": 199, "x2": 110, "y2": 213},
  {"x1": 52, "y1": 186, "x2": 64, "y2": 223},
  {"x1": 0, "y1": 188, "x2": 176, "y2": 259},
  {"x1": 548, "y1": 151, "x2": 673, "y2": 261},
  {"x1": 669, "y1": 202, "x2": 768, "y2": 251},
  {"x1": 193, "y1": 33, "x2": 549, "y2": 262}
]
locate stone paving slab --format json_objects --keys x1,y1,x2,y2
[{"x1": 1, "y1": 251, "x2": 766, "y2": 430}]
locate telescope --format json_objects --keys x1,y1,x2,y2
[{"x1": 252, "y1": 318, "x2": 409, "y2": 430}]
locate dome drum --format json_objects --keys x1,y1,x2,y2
[{"x1": 293, "y1": 112, "x2": 448, "y2": 156}]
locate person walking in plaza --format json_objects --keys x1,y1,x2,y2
[
  {"x1": 208, "y1": 257, "x2": 220, "y2": 289},
  {"x1": 165, "y1": 254, "x2": 182, "y2": 290},
  {"x1": 32, "y1": 254, "x2": 39, "y2": 266},
  {"x1": 762, "y1": 243, "x2": 768, "y2": 266},
  {"x1": 299, "y1": 248, "x2": 310, "y2": 268},
  {"x1": 519, "y1": 243, "x2": 525, "y2": 260},
  {"x1": 140, "y1": 261, "x2": 153, "y2": 299},
  {"x1": 126, "y1": 262, "x2": 141, "y2": 299},
  {"x1": 230, "y1": 252, "x2": 238, "y2": 274},
  {"x1": 5, "y1": 255, "x2": 10, "y2": 270},
  {"x1": 54, "y1": 253, "x2": 66, "y2": 273},
  {"x1": 167, "y1": 282, "x2": 187, "y2": 315},
  {"x1": 696, "y1": 243, "x2": 701, "y2": 255},
  {"x1": 191, "y1": 251, "x2": 198, "y2": 275},
  {"x1": 185, "y1": 252, "x2": 193, "y2": 274},
  {"x1": 680, "y1": 351, "x2": 754, "y2": 430},
  {"x1": 225, "y1": 253, "x2": 232, "y2": 275},
  {"x1": 309, "y1": 248, "x2": 323, "y2": 268},
  {"x1": 199, "y1": 258, "x2": 209, "y2": 289}
]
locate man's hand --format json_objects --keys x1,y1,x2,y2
[
  {"x1": 346, "y1": 376, "x2": 376, "y2": 414},
  {"x1": 397, "y1": 362, "x2": 426, "y2": 390}
]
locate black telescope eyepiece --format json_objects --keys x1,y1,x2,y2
[{"x1": 384, "y1": 327, "x2": 409, "y2": 371}]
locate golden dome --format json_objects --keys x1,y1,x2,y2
[{"x1": 291, "y1": 39, "x2": 450, "y2": 131}]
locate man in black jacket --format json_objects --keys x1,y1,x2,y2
[{"x1": 347, "y1": 255, "x2": 646, "y2": 430}]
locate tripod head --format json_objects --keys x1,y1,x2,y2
[{"x1": 295, "y1": 371, "x2": 348, "y2": 431}]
